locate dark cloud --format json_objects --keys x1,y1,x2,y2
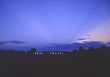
[
  {"x1": 0, "y1": 40, "x2": 26, "y2": 45},
  {"x1": 106, "y1": 42, "x2": 110, "y2": 46},
  {"x1": 77, "y1": 38, "x2": 91, "y2": 40},
  {"x1": 45, "y1": 41, "x2": 105, "y2": 51},
  {"x1": 82, "y1": 41, "x2": 105, "y2": 48},
  {"x1": 8, "y1": 41, "x2": 26, "y2": 44},
  {"x1": 107, "y1": 42, "x2": 110, "y2": 44}
]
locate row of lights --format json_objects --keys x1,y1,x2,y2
[
  {"x1": 50, "y1": 52, "x2": 63, "y2": 54},
  {"x1": 34, "y1": 52, "x2": 43, "y2": 55},
  {"x1": 34, "y1": 52, "x2": 63, "y2": 55}
]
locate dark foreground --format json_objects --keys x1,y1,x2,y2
[
  {"x1": 0, "y1": 54, "x2": 110, "y2": 77},
  {"x1": 1, "y1": 46, "x2": 110, "y2": 77}
]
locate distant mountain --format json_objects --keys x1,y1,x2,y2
[
  {"x1": 38, "y1": 41, "x2": 105, "y2": 51},
  {"x1": 106, "y1": 42, "x2": 110, "y2": 46},
  {"x1": 81, "y1": 41, "x2": 105, "y2": 48},
  {"x1": 0, "y1": 41, "x2": 107, "y2": 51}
]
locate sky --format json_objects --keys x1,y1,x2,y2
[{"x1": 0, "y1": 0, "x2": 110, "y2": 50}]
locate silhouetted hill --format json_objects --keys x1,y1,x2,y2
[{"x1": 46, "y1": 41, "x2": 105, "y2": 51}]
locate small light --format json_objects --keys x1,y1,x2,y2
[{"x1": 34, "y1": 53, "x2": 37, "y2": 55}]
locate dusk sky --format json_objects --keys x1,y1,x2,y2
[{"x1": 0, "y1": 0, "x2": 110, "y2": 50}]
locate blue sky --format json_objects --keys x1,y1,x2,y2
[{"x1": 0, "y1": 0, "x2": 110, "y2": 50}]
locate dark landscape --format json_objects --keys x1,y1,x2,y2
[{"x1": 0, "y1": 46, "x2": 110, "y2": 77}]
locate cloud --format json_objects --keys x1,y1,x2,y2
[
  {"x1": 106, "y1": 42, "x2": 110, "y2": 46},
  {"x1": 45, "y1": 41, "x2": 105, "y2": 51},
  {"x1": 106, "y1": 42, "x2": 110, "y2": 44},
  {"x1": 0, "y1": 40, "x2": 27, "y2": 45},
  {"x1": 77, "y1": 38, "x2": 91, "y2": 40},
  {"x1": 82, "y1": 41, "x2": 105, "y2": 48}
]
